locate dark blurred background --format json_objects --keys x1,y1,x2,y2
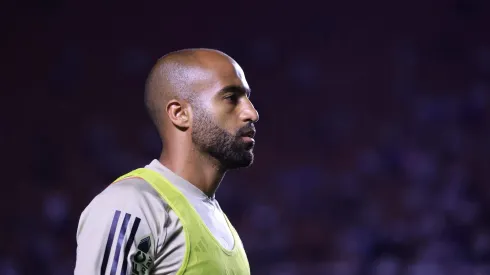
[{"x1": 3, "y1": 0, "x2": 490, "y2": 274}]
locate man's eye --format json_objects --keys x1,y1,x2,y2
[{"x1": 224, "y1": 94, "x2": 238, "y2": 103}]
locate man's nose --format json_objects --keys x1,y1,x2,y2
[{"x1": 240, "y1": 101, "x2": 259, "y2": 123}]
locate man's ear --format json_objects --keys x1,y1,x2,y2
[{"x1": 166, "y1": 100, "x2": 191, "y2": 129}]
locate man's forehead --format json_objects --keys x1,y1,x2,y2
[
  {"x1": 233, "y1": 62, "x2": 249, "y2": 88},
  {"x1": 220, "y1": 61, "x2": 249, "y2": 88},
  {"x1": 195, "y1": 61, "x2": 250, "y2": 93}
]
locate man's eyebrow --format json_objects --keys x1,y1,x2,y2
[{"x1": 218, "y1": 85, "x2": 251, "y2": 97}]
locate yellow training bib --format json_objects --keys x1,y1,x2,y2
[{"x1": 115, "y1": 168, "x2": 251, "y2": 275}]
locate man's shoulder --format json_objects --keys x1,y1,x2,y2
[
  {"x1": 107, "y1": 176, "x2": 155, "y2": 195},
  {"x1": 87, "y1": 176, "x2": 167, "y2": 213}
]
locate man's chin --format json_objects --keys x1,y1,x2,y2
[{"x1": 224, "y1": 152, "x2": 254, "y2": 170}]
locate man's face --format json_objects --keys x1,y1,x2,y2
[{"x1": 191, "y1": 61, "x2": 259, "y2": 170}]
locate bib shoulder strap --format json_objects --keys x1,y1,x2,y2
[
  {"x1": 112, "y1": 168, "x2": 148, "y2": 183},
  {"x1": 113, "y1": 167, "x2": 192, "y2": 274}
]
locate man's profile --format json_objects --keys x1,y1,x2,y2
[{"x1": 74, "y1": 48, "x2": 259, "y2": 275}]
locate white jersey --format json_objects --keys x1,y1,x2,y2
[{"x1": 75, "y1": 159, "x2": 235, "y2": 275}]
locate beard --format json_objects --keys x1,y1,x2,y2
[{"x1": 191, "y1": 105, "x2": 255, "y2": 170}]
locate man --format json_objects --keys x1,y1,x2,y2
[{"x1": 75, "y1": 48, "x2": 259, "y2": 275}]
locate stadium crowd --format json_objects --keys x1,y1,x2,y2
[{"x1": 3, "y1": 0, "x2": 490, "y2": 274}]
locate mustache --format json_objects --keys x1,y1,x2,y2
[{"x1": 236, "y1": 124, "x2": 256, "y2": 137}]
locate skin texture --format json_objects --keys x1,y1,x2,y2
[{"x1": 144, "y1": 48, "x2": 259, "y2": 197}]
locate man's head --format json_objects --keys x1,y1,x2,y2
[{"x1": 145, "y1": 49, "x2": 259, "y2": 170}]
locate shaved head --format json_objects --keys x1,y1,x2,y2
[{"x1": 144, "y1": 48, "x2": 237, "y2": 132}]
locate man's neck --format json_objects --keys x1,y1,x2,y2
[{"x1": 159, "y1": 149, "x2": 226, "y2": 198}]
